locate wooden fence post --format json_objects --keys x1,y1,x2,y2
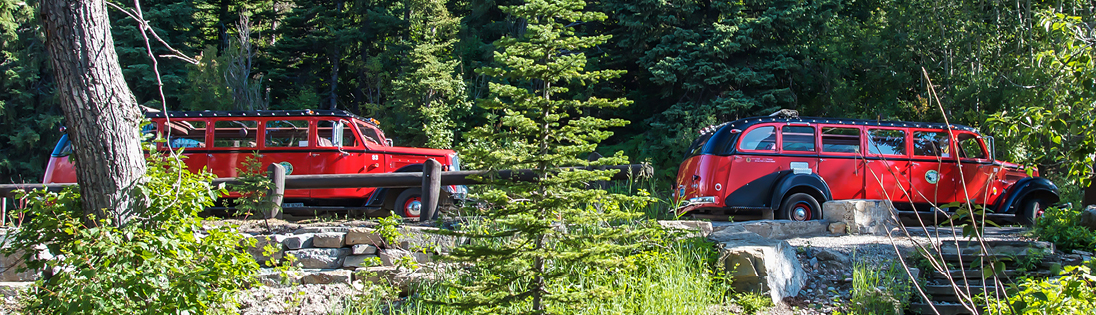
[
  {"x1": 266, "y1": 163, "x2": 286, "y2": 219},
  {"x1": 421, "y1": 159, "x2": 442, "y2": 221}
]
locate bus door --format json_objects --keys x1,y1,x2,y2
[
  {"x1": 724, "y1": 125, "x2": 780, "y2": 207},
  {"x1": 313, "y1": 119, "x2": 372, "y2": 199},
  {"x1": 909, "y1": 130, "x2": 960, "y2": 206},
  {"x1": 162, "y1": 119, "x2": 209, "y2": 173},
  {"x1": 955, "y1": 132, "x2": 994, "y2": 204},
  {"x1": 817, "y1": 126, "x2": 866, "y2": 199},
  {"x1": 208, "y1": 119, "x2": 260, "y2": 178},
  {"x1": 260, "y1": 119, "x2": 313, "y2": 199},
  {"x1": 865, "y1": 128, "x2": 911, "y2": 202},
  {"x1": 777, "y1": 124, "x2": 819, "y2": 177}
]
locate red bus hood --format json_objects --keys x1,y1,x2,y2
[{"x1": 374, "y1": 146, "x2": 455, "y2": 158}]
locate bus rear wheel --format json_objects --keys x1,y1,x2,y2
[{"x1": 779, "y1": 193, "x2": 821, "y2": 221}]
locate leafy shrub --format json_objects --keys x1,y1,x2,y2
[
  {"x1": 1, "y1": 149, "x2": 259, "y2": 314},
  {"x1": 1032, "y1": 206, "x2": 1096, "y2": 252},
  {"x1": 985, "y1": 263, "x2": 1096, "y2": 314}
]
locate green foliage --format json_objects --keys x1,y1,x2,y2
[
  {"x1": 387, "y1": 0, "x2": 470, "y2": 149},
  {"x1": 0, "y1": 149, "x2": 259, "y2": 314},
  {"x1": 985, "y1": 264, "x2": 1096, "y2": 314},
  {"x1": 0, "y1": 0, "x2": 62, "y2": 183},
  {"x1": 1031, "y1": 205, "x2": 1096, "y2": 252},
  {"x1": 438, "y1": 0, "x2": 662, "y2": 313},
  {"x1": 227, "y1": 153, "x2": 280, "y2": 219},
  {"x1": 847, "y1": 259, "x2": 913, "y2": 315},
  {"x1": 988, "y1": 10, "x2": 1096, "y2": 188},
  {"x1": 182, "y1": 46, "x2": 235, "y2": 111}
]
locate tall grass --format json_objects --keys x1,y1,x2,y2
[
  {"x1": 847, "y1": 256, "x2": 913, "y2": 315},
  {"x1": 337, "y1": 233, "x2": 733, "y2": 315}
]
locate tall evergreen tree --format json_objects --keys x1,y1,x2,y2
[
  {"x1": 0, "y1": 0, "x2": 63, "y2": 183},
  {"x1": 442, "y1": 0, "x2": 655, "y2": 313},
  {"x1": 388, "y1": 0, "x2": 469, "y2": 148}
]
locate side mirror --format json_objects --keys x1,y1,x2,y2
[
  {"x1": 985, "y1": 136, "x2": 995, "y2": 161},
  {"x1": 385, "y1": 139, "x2": 393, "y2": 147}
]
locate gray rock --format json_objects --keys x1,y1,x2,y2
[
  {"x1": 294, "y1": 226, "x2": 350, "y2": 234},
  {"x1": 658, "y1": 220, "x2": 714, "y2": 237},
  {"x1": 283, "y1": 234, "x2": 315, "y2": 250},
  {"x1": 715, "y1": 231, "x2": 806, "y2": 303},
  {"x1": 352, "y1": 244, "x2": 378, "y2": 255},
  {"x1": 378, "y1": 249, "x2": 431, "y2": 266},
  {"x1": 300, "y1": 269, "x2": 352, "y2": 285},
  {"x1": 1080, "y1": 205, "x2": 1096, "y2": 231},
  {"x1": 0, "y1": 282, "x2": 32, "y2": 298},
  {"x1": 708, "y1": 220, "x2": 828, "y2": 240},
  {"x1": 256, "y1": 269, "x2": 302, "y2": 287},
  {"x1": 245, "y1": 235, "x2": 288, "y2": 266},
  {"x1": 809, "y1": 257, "x2": 819, "y2": 269},
  {"x1": 343, "y1": 255, "x2": 380, "y2": 268},
  {"x1": 397, "y1": 226, "x2": 465, "y2": 254},
  {"x1": 345, "y1": 228, "x2": 385, "y2": 246},
  {"x1": 313, "y1": 232, "x2": 346, "y2": 248},
  {"x1": 821, "y1": 200, "x2": 898, "y2": 235},
  {"x1": 828, "y1": 222, "x2": 847, "y2": 234},
  {"x1": 815, "y1": 249, "x2": 851, "y2": 266},
  {"x1": 286, "y1": 248, "x2": 350, "y2": 269}
]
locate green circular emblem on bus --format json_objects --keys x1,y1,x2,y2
[
  {"x1": 925, "y1": 170, "x2": 940, "y2": 184},
  {"x1": 278, "y1": 161, "x2": 293, "y2": 175}
]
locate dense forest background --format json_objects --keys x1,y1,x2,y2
[{"x1": 1, "y1": 0, "x2": 1094, "y2": 198}]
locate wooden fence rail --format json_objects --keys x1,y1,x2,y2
[{"x1": 0, "y1": 162, "x2": 653, "y2": 220}]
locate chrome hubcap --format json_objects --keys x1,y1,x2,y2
[
  {"x1": 793, "y1": 205, "x2": 810, "y2": 221},
  {"x1": 405, "y1": 199, "x2": 422, "y2": 217}
]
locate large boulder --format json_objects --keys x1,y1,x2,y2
[
  {"x1": 710, "y1": 229, "x2": 805, "y2": 303},
  {"x1": 1080, "y1": 205, "x2": 1096, "y2": 231},
  {"x1": 822, "y1": 200, "x2": 898, "y2": 235}
]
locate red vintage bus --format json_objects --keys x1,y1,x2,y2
[
  {"x1": 43, "y1": 110, "x2": 466, "y2": 219},
  {"x1": 674, "y1": 112, "x2": 1059, "y2": 225}
]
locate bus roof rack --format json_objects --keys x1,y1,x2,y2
[{"x1": 768, "y1": 109, "x2": 799, "y2": 119}]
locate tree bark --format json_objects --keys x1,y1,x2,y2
[
  {"x1": 1085, "y1": 159, "x2": 1096, "y2": 207},
  {"x1": 41, "y1": 0, "x2": 147, "y2": 225}
]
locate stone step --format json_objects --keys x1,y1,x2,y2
[
  {"x1": 930, "y1": 268, "x2": 1040, "y2": 279},
  {"x1": 908, "y1": 302, "x2": 980, "y2": 315},
  {"x1": 921, "y1": 284, "x2": 1005, "y2": 302}
]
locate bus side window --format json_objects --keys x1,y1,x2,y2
[
  {"x1": 821, "y1": 127, "x2": 861, "y2": 153},
  {"x1": 781, "y1": 126, "x2": 816, "y2": 152},
  {"x1": 738, "y1": 126, "x2": 776, "y2": 151},
  {"x1": 266, "y1": 120, "x2": 310, "y2": 147},
  {"x1": 318, "y1": 120, "x2": 359, "y2": 147},
  {"x1": 868, "y1": 129, "x2": 906, "y2": 155},
  {"x1": 166, "y1": 120, "x2": 207, "y2": 148},
  {"x1": 913, "y1": 131, "x2": 950, "y2": 157},
  {"x1": 956, "y1": 133, "x2": 986, "y2": 159},
  {"x1": 213, "y1": 120, "x2": 258, "y2": 148}
]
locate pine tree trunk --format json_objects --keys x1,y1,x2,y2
[
  {"x1": 41, "y1": 0, "x2": 148, "y2": 225},
  {"x1": 1085, "y1": 159, "x2": 1095, "y2": 207}
]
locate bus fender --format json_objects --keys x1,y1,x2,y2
[
  {"x1": 365, "y1": 164, "x2": 424, "y2": 208},
  {"x1": 993, "y1": 177, "x2": 1060, "y2": 214},
  {"x1": 768, "y1": 172, "x2": 832, "y2": 210}
]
